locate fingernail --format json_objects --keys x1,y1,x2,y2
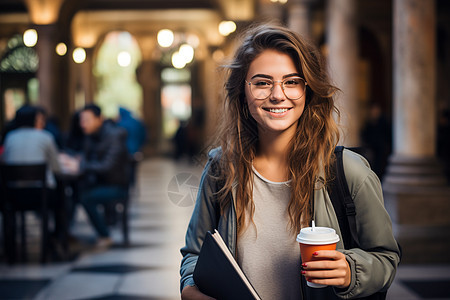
[
  {"x1": 313, "y1": 252, "x2": 318, "y2": 256},
  {"x1": 301, "y1": 270, "x2": 306, "y2": 275},
  {"x1": 302, "y1": 263, "x2": 307, "y2": 268}
]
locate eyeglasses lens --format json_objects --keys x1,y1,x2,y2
[{"x1": 249, "y1": 77, "x2": 306, "y2": 100}]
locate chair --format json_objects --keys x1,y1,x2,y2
[
  {"x1": 103, "y1": 155, "x2": 137, "y2": 247},
  {"x1": 111, "y1": 188, "x2": 130, "y2": 247},
  {"x1": 0, "y1": 163, "x2": 49, "y2": 263}
]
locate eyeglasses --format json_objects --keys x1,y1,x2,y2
[{"x1": 246, "y1": 76, "x2": 307, "y2": 100}]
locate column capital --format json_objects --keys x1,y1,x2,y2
[{"x1": 24, "y1": 0, "x2": 64, "y2": 24}]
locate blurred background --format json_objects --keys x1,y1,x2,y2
[{"x1": 0, "y1": 0, "x2": 449, "y2": 299}]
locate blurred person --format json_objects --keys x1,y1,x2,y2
[
  {"x1": 1, "y1": 105, "x2": 61, "y2": 188},
  {"x1": 361, "y1": 102, "x2": 391, "y2": 178},
  {"x1": 1, "y1": 105, "x2": 65, "y2": 255},
  {"x1": 76, "y1": 104, "x2": 129, "y2": 248},
  {"x1": 117, "y1": 107, "x2": 146, "y2": 185},
  {"x1": 173, "y1": 114, "x2": 203, "y2": 162},
  {"x1": 117, "y1": 107, "x2": 146, "y2": 155},
  {"x1": 180, "y1": 24, "x2": 400, "y2": 299},
  {"x1": 173, "y1": 119, "x2": 189, "y2": 160},
  {"x1": 63, "y1": 110, "x2": 85, "y2": 155}
]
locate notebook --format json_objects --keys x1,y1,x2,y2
[{"x1": 193, "y1": 230, "x2": 261, "y2": 300}]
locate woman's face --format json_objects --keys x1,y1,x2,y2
[{"x1": 245, "y1": 49, "x2": 306, "y2": 136}]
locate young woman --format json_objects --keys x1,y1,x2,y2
[{"x1": 180, "y1": 23, "x2": 400, "y2": 299}]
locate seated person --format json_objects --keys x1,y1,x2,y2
[
  {"x1": 78, "y1": 104, "x2": 129, "y2": 248},
  {"x1": 2, "y1": 105, "x2": 61, "y2": 188},
  {"x1": 1, "y1": 105, "x2": 64, "y2": 254}
]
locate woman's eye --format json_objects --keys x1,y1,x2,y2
[
  {"x1": 284, "y1": 79, "x2": 300, "y2": 86},
  {"x1": 254, "y1": 81, "x2": 272, "y2": 87}
]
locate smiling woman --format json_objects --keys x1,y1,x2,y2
[{"x1": 180, "y1": 23, "x2": 400, "y2": 300}]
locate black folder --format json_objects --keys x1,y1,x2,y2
[{"x1": 193, "y1": 230, "x2": 261, "y2": 300}]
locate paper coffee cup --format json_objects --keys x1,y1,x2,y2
[{"x1": 296, "y1": 226, "x2": 340, "y2": 288}]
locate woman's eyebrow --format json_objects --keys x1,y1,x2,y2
[
  {"x1": 282, "y1": 73, "x2": 301, "y2": 79},
  {"x1": 250, "y1": 73, "x2": 301, "y2": 80},
  {"x1": 250, "y1": 74, "x2": 272, "y2": 80}
]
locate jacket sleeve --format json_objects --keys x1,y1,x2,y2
[
  {"x1": 335, "y1": 150, "x2": 400, "y2": 299},
  {"x1": 179, "y1": 150, "x2": 221, "y2": 293}
]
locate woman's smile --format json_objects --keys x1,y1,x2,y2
[{"x1": 262, "y1": 106, "x2": 293, "y2": 117}]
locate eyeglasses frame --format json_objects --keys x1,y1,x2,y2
[{"x1": 245, "y1": 76, "x2": 308, "y2": 100}]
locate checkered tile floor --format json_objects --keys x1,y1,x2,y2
[{"x1": 0, "y1": 158, "x2": 449, "y2": 300}]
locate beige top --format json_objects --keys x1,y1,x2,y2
[{"x1": 236, "y1": 167, "x2": 301, "y2": 300}]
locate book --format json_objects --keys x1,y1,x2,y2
[{"x1": 193, "y1": 230, "x2": 261, "y2": 300}]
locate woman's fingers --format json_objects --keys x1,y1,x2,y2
[
  {"x1": 310, "y1": 250, "x2": 345, "y2": 260},
  {"x1": 301, "y1": 250, "x2": 351, "y2": 288}
]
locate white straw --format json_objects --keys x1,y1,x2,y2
[{"x1": 311, "y1": 220, "x2": 316, "y2": 231}]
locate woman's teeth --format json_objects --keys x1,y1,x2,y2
[{"x1": 268, "y1": 108, "x2": 289, "y2": 113}]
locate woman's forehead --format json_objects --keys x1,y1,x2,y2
[{"x1": 247, "y1": 49, "x2": 298, "y2": 78}]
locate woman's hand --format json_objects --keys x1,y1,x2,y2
[
  {"x1": 301, "y1": 250, "x2": 351, "y2": 289},
  {"x1": 181, "y1": 285, "x2": 216, "y2": 300}
]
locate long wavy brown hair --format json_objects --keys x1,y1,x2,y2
[{"x1": 212, "y1": 23, "x2": 340, "y2": 236}]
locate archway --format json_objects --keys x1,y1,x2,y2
[
  {"x1": 93, "y1": 31, "x2": 143, "y2": 119},
  {"x1": 0, "y1": 34, "x2": 39, "y2": 127}
]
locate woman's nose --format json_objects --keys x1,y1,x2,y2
[{"x1": 270, "y1": 82, "x2": 285, "y2": 102}]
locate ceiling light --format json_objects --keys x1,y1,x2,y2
[
  {"x1": 73, "y1": 47, "x2": 86, "y2": 64},
  {"x1": 179, "y1": 44, "x2": 194, "y2": 64},
  {"x1": 218, "y1": 21, "x2": 236, "y2": 37},
  {"x1": 117, "y1": 51, "x2": 131, "y2": 67},
  {"x1": 172, "y1": 51, "x2": 186, "y2": 69},
  {"x1": 23, "y1": 29, "x2": 38, "y2": 47},
  {"x1": 157, "y1": 29, "x2": 174, "y2": 48}
]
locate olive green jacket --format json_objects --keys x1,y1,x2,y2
[{"x1": 180, "y1": 148, "x2": 400, "y2": 299}]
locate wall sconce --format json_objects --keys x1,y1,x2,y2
[{"x1": 56, "y1": 42, "x2": 67, "y2": 56}]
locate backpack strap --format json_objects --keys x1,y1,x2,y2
[
  {"x1": 328, "y1": 147, "x2": 391, "y2": 300},
  {"x1": 328, "y1": 146, "x2": 361, "y2": 249}
]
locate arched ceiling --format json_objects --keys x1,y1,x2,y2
[{"x1": 0, "y1": 0, "x2": 256, "y2": 59}]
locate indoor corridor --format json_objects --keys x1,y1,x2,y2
[{"x1": 0, "y1": 157, "x2": 449, "y2": 300}]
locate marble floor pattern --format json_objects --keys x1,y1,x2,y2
[{"x1": 0, "y1": 157, "x2": 449, "y2": 300}]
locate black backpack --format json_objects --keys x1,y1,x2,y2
[{"x1": 327, "y1": 146, "x2": 396, "y2": 300}]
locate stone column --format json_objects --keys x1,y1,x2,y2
[
  {"x1": 136, "y1": 36, "x2": 160, "y2": 156},
  {"x1": 136, "y1": 59, "x2": 161, "y2": 156},
  {"x1": 24, "y1": 0, "x2": 65, "y2": 118},
  {"x1": 288, "y1": 0, "x2": 315, "y2": 40},
  {"x1": 35, "y1": 24, "x2": 58, "y2": 116},
  {"x1": 383, "y1": 0, "x2": 450, "y2": 263},
  {"x1": 326, "y1": 0, "x2": 360, "y2": 147},
  {"x1": 81, "y1": 47, "x2": 95, "y2": 103}
]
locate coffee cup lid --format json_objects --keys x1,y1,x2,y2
[{"x1": 296, "y1": 226, "x2": 340, "y2": 245}]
